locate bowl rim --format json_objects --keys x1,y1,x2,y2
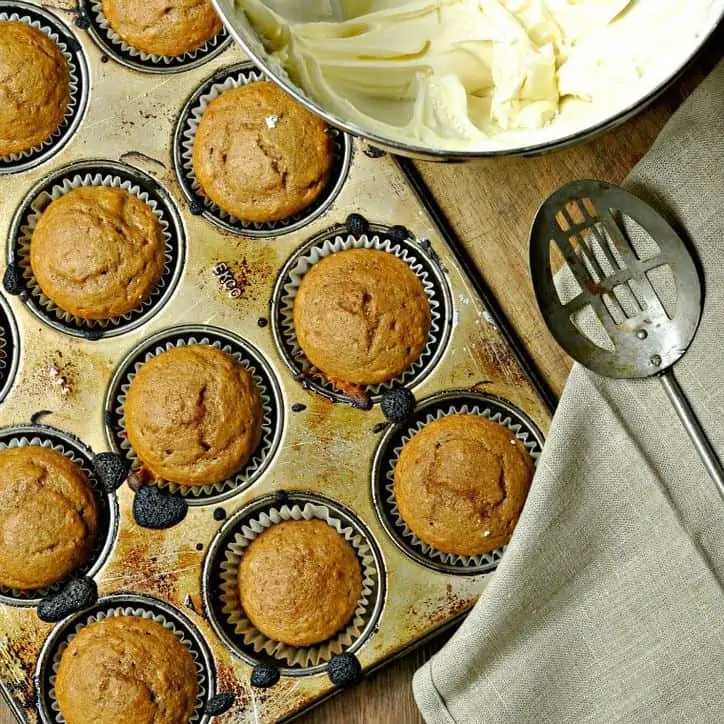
[{"x1": 212, "y1": 0, "x2": 724, "y2": 160}]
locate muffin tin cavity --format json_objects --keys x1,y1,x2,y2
[
  {"x1": 272, "y1": 224, "x2": 453, "y2": 406},
  {"x1": 202, "y1": 492, "x2": 386, "y2": 677},
  {"x1": 6, "y1": 160, "x2": 185, "y2": 339},
  {"x1": 81, "y1": 0, "x2": 231, "y2": 73},
  {"x1": 174, "y1": 62, "x2": 352, "y2": 237},
  {"x1": 35, "y1": 594, "x2": 215, "y2": 724},
  {"x1": 0, "y1": 2, "x2": 89, "y2": 175},
  {"x1": 0, "y1": 425, "x2": 118, "y2": 607},
  {"x1": 371, "y1": 391, "x2": 545, "y2": 576},
  {"x1": 104, "y1": 325, "x2": 284, "y2": 505},
  {"x1": 0, "y1": 293, "x2": 20, "y2": 404}
]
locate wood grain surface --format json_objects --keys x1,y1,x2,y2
[{"x1": 1, "y1": 32, "x2": 721, "y2": 724}]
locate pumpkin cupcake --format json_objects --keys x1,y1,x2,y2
[
  {"x1": 124, "y1": 345, "x2": 263, "y2": 486},
  {"x1": 238, "y1": 519, "x2": 362, "y2": 647},
  {"x1": 394, "y1": 415, "x2": 535, "y2": 556},
  {"x1": 294, "y1": 248, "x2": 431, "y2": 385},
  {"x1": 30, "y1": 186, "x2": 166, "y2": 320},
  {"x1": 0, "y1": 21, "x2": 70, "y2": 156},
  {"x1": 101, "y1": 0, "x2": 222, "y2": 57},
  {"x1": 0, "y1": 446, "x2": 98, "y2": 590},
  {"x1": 55, "y1": 616, "x2": 198, "y2": 724},
  {"x1": 192, "y1": 81, "x2": 333, "y2": 223}
]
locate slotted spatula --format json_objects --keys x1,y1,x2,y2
[{"x1": 530, "y1": 179, "x2": 724, "y2": 499}]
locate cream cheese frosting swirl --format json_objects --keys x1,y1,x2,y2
[{"x1": 236, "y1": 0, "x2": 640, "y2": 148}]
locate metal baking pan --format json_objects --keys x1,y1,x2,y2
[{"x1": 0, "y1": 2, "x2": 552, "y2": 721}]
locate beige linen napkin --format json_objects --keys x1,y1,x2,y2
[{"x1": 414, "y1": 61, "x2": 724, "y2": 724}]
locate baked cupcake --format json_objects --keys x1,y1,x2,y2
[
  {"x1": 294, "y1": 249, "x2": 431, "y2": 385},
  {"x1": 30, "y1": 187, "x2": 166, "y2": 320},
  {"x1": 192, "y1": 81, "x2": 333, "y2": 223},
  {"x1": 394, "y1": 415, "x2": 535, "y2": 556},
  {"x1": 0, "y1": 446, "x2": 98, "y2": 590},
  {"x1": 55, "y1": 616, "x2": 198, "y2": 724},
  {"x1": 124, "y1": 345, "x2": 263, "y2": 486},
  {"x1": 0, "y1": 21, "x2": 70, "y2": 156},
  {"x1": 238, "y1": 520, "x2": 362, "y2": 647},
  {"x1": 101, "y1": 0, "x2": 222, "y2": 57}
]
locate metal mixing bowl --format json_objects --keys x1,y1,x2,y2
[{"x1": 212, "y1": 0, "x2": 723, "y2": 161}]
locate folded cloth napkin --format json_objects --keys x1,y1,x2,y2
[{"x1": 413, "y1": 60, "x2": 724, "y2": 724}]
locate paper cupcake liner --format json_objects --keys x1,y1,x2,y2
[
  {"x1": 273, "y1": 227, "x2": 451, "y2": 404},
  {"x1": 0, "y1": 7, "x2": 86, "y2": 170},
  {"x1": 42, "y1": 601, "x2": 210, "y2": 724},
  {"x1": 175, "y1": 62, "x2": 351, "y2": 237},
  {"x1": 374, "y1": 393, "x2": 544, "y2": 574},
  {"x1": 13, "y1": 168, "x2": 180, "y2": 334},
  {"x1": 86, "y1": 0, "x2": 230, "y2": 71},
  {"x1": 214, "y1": 502, "x2": 379, "y2": 670},
  {"x1": 0, "y1": 430, "x2": 117, "y2": 604},
  {"x1": 106, "y1": 328, "x2": 282, "y2": 504},
  {"x1": 0, "y1": 294, "x2": 19, "y2": 405}
]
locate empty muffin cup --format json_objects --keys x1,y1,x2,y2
[
  {"x1": 7, "y1": 160, "x2": 185, "y2": 338},
  {"x1": 104, "y1": 325, "x2": 283, "y2": 504},
  {"x1": 82, "y1": 0, "x2": 231, "y2": 73},
  {"x1": 0, "y1": 425, "x2": 118, "y2": 606},
  {"x1": 372, "y1": 391, "x2": 545, "y2": 575},
  {"x1": 272, "y1": 223, "x2": 453, "y2": 405},
  {"x1": 36, "y1": 594, "x2": 214, "y2": 724},
  {"x1": 174, "y1": 61, "x2": 352, "y2": 236},
  {"x1": 0, "y1": 3, "x2": 89, "y2": 174},
  {"x1": 203, "y1": 492, "x2": 385, "y2": 676}
]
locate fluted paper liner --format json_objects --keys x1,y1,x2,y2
[
  {"x1": 45, "y1": 604, "x2": 208, "y2": 723},
  {"x1": 177, "y1": 63, "x2": 349, "y2": 236},
  {"x1": 277, "y1": 231, "x2": 447, "y2": 399},
  {"x1": 386, "y1": 402, "x2": 542, "y2": 569},
  {"x1": 0, "y1": 11, "x2": 83, "y2": 165},
  {"x1": 14, "y1": 170, "x2": 176, "y2": 331},
  {"x1": 0, "y1": 435, "x2": 112, "y2": 602},
  {"x1": 111, "y1": 333, "x2": 276, "y2": 499},
  {"x1": 217, "y1": 502, "x2": 377, "y2": 669},
  {"x1": 88, "y1": 0, "x2": 228, "y2": 68}
]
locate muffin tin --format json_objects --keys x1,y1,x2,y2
[{"x1": 0, "y1": 3, "x2": 552, "y2": 722}]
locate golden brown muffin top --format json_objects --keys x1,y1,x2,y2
[
  {"x1": 124, "y1": 345, "x2": 263, "y2": 486},
  {"x1": 55, "y1": 616, "x2": 198, "y2": 724},
  {"x1": 30, "y1": 187, "x2": 166, "y2": 321},
  {"x1": 101, "y1": 0, "x2": 222, "y2": 57},
  {"x1": 0, "y1": 21, "x2": 70, "y2": 156},
  {"x1": 239, "y1": 519, "x2": 363, "y2": 648},
  {"x1": 192, "y1": 81, "x2": 334, "y2": 223},
  {"x1": 293, "y1": 248, "x2": 432, "y2": 385},
  {"x1": 0, "y1": 446, "x2": 98, "y2": 590},
  {"x1": 394, "y1": 414, "x2": 535, "y2": 556}
]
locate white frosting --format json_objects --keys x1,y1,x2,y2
[{"x1": 232, "y1": 0, "x2": 724, "y2": 151}]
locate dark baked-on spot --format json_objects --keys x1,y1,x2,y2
[
  {"x1": 132, "y1": 486, "x2": 188, "y2": 529},
  {"x1": 380, "y1": 387, "x2": 415, "y2": 423},
  {"x1": 92, "y1": 452, "x2": 130, "y2": 493},
  {"x1": 327, "y1": 652, "x2": 363, "y2": 688},
  {"x1": 38, "y1": 577, "x2": 98, "y2": 623},
  {"x1": 204, "y1": 693, "x2": 236, "y2": 716},
  {"x1": 291, "y1": 403, "x2": 307, "y2": 413},
  {"x1": 389, "y1": 225, "x2": 411, "y2": 243},
  {"x1": 3, "y1": 264, "x2": 22, "y2": 296},
  {"x1": 346, "y1": 213, "x2": 369, "y2": 237},
  {"x1": 250, "y1": 664, "x2": 280, "y2": 689}
]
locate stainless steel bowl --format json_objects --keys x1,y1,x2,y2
[{"x1": 212, "y1": 0, "x2": 724, "y2": 161}]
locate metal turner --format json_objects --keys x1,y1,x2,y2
[{"x1": 530, "y1": 179, "x2": 724, "y2": 499}]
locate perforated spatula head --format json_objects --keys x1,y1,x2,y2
[{"x1": 530, "y1": 180, "x2": 701, "y2": 379}]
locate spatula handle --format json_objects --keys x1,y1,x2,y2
[{"x1": 660, "y1": 370, "x2": 724, "y2": 500}]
